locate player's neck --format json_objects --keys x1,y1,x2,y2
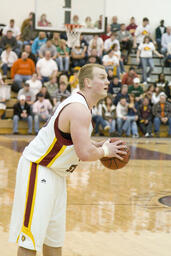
[{"x1": 78, "y1": 91, "x2": 99, "y2": 109}]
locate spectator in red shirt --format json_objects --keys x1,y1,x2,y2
[
  {"x1": 122, "y1": 66, "x2": 138, "y2": 86},
  {"x1": 126, "y1": 17, "x2": 137, "y2": 36}
]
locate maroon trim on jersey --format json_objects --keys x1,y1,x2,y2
[
  {"x1": 77, "y1": 92, "x2": 90, "y2": 110},
  {"x1": 24, "y1": 162, "x2": 37, "y2": 227},
  {"x1": 54, "y1": 104, "x2": 73, "y2": 146},
  {"x1": 38, "y1": 140, "x2": 63, "y2": 166}
]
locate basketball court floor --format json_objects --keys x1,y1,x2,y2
[{"x1": 0, "y1": 135, "x2": 171, "y2": 256}]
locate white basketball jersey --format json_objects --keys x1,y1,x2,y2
[{"x1": 23, "y1": 92, "x2": 93, "y2": 176}]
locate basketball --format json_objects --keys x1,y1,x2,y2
[{"x1": 100, "y1": 138, "x2": 130, "y2": 170}]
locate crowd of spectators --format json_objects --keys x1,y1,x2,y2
[{"x1": 0, "y1": 13, "x2": 171, "y2": 137}]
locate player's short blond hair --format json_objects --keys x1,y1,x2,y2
[{"x1": 78, "y1": 64, "x2": 105, "y2": 90}]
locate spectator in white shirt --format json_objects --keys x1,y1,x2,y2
[
  {"x1": 88, "y1": 35, "x2": 104, "y2": 57},
  {"x1": 104, "y1": 33, "x2": 120, "y2": 53},
  {"x1": 26, "y1": 73, "x2": 42, "y2": 96},
  {"x1": 136, "y1": 36, "x2": 163, "y2": 83},
  {"x1": 134, "y1": 17, "x2": 150, "y2": 48},
  {"x1": 33, "y1": 92, "x2": 52, "y2": 133},
  {"x1": 102, "y1": 49, "x2": 119, "y2": 76},
  {"x1": 3, "y1": 19, "x2": 20, "y2": 39},
  {"x1": 36, "y1": 50, "x2": 58, "y2": 83},
  {"x1": 1, "y1": 44, "x2": 18, "y2": 77},
  {"x1": 161, "y1": 26, "x2": 171, "y2": 55},
  {"x1": 17, "y1": 82, "x2": 35, "y2": 107},
  {"x1": 116, "y1": 97, "x2": 131, "y2": 136}
]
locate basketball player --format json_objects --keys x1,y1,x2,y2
[{"x1": 9, "y1": 64, "x2": 127, "y2": 256}]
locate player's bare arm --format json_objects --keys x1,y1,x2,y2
[{"x1": 58, "y1": 103, "x2": 127, "y2": 161}]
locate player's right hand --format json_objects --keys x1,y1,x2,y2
[{"x1": 102, "y1": 140, "x2": 128, "y2": 160}]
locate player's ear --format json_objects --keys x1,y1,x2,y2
[{"x1": 84, "y1": 78, "x2": 92, "y2": 88}]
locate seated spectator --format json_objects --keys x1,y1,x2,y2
[
  {"x1": 26, "y1": 73, "x2": 42, "y2": 96},
  {"x1": 165, "y1": 81, "x2": 171, "y2": 103},
  {"x1": 114, "y1": 84, "x2": 129, "y2": 106},
  {"x1": 127, "y1": 94, "x2": 139, "y2": 137},
  {"x1": 0, "y1": 30, "x2": 20, "y2": 56},
  {"x1": 100, "y1": 24, "x2": 111, "y2": 42},
  {"x1": 152, "y1": 92, "x2": 171, "y2": 137},
  {"x1": 84, "y1": 16, "x2": 94, "y2": 29},
  {"x1": 1, "y1": 45, "x2": 18, "y2": 77},
  {"x1": 21, "y1": 44, "x2": 37, "y2": 64},
  {"x1": 107, "y1": 68, "x2": 114, "y2": 82},
  {"x1": 128, "y1": 77, "x2": 144, "y2": 102},
  {"x1": 104, "y1": 32, "x2": 120, "y2": 53},
  {"x1": 155, "y1": 20, "x2": 166, "y2": 52},
  {"x1": 112, "y1": 43, "x2": 125, "y2": 74},
  {"x1": 80, "y1": 35, "x2": 88, "y2": 54},
  {"x1": 126, "y1": 17, "x2": 137, "y2": 36},
  {"x1": 45, "y1": 75, "x2": 58, "y2": 105},
  {"x1": 151, "y1": 87, "x2": 164, "y2": 105},
  {"x1": 38, "y1": 14, "x2": 52, "y2": 27},
  {"x1": 69, "y1": 67, "x2": 80, "y2": 91},
  {"x1": 3, "y1": 19, "x2": 20, "y2": 40},
  {"x1": 33, "y1": 92, "x2": 52, "y2": 134},
  {"x1": 117, "y1": 23, "x2": 133, "y2": 62},
  {"x1": 39, "y1": 39, "x2": 57, "y2": 59},
  {"x1": 110, "y1": 16, "x2": 120, "y2": 33},
  {"x1": 136, "y1": 36, "x2": 163, "y2": 83},
  {"x1": 71, "y1": 45, "x2": 86, "y2": 67},
  {"x1": 165, "y1": 42, "x2": 171, "y2": 67},
  {"x1": 144, "y1": 84, "x2": 155, "y2": 105},
  {"x1": 36, "y1": 50, "x2": 58, "y2": 83},
  {"x1": 54, "y1": 81, "x2": 70, "y2": 105},
  {"x1": 94, "y1": 15, "x2": 103, "y2": 29},
  {"x1": 36, "y1": 86, "x2": 52, "y2": 104},
  {"x1": 138, "y1": 97, "x2": 153, "y2": 137},
  {"x1": 116, "y1": 97, "x2": 130, "y2": 136},
  {"x1": 59, "y1": 74, "x2": 69, "y2": 86},
  {"x1": 13, "y1": 94, "x2": 33, "y2": 134},
  {"x1": 134, "y1": 17, "x2": 150, "y2": 48},
  {"x1": 0, "y1": 73, "x2": 10, "y2": 119},
  {"x1": 122, "y1": 66, "x2": 138, "y2": 86},
  {"x1": 102, "y1": 95, "x2": 116, "y2": 136},
  {"x1": 52, "y1": 32, "x2": 61, "y2": 48},
  {"x1": 108, "y1": 76, "x2": 121, "y2": 98},
  {"x1": 92, "y1": 101, "x2": 109, "y2": 136},
  {"x1": 21, "y1": 12, "x2": 34, "y2": 36},
  {"x1": 17, "y1": 82, "x2": 35, "y2": 107},
  {"x1": 11, "y1": 52, "x2": 35, "y2": 91},
  {"x1": 102, "y1": 49, "x2": 119, "y2": 75},
  {"x1": 161, "y1": 26, "x2": 171, "y2": 55},
  {"x1": 87, "y1": 49, "x2": 101, "y2": 64},
  {"x1": 31, "y1": 32, "x2": 47, "y2": 56},
  {"x1": 21, "y1": 19, "x2": 38, "y2": 45},
  {"x1": 155, "y1": 73, "x2": 168, "y2": 89},
  {"x1": 88, "y1": 35, "x2": 104, "y2": 57},
  {"x1": 56, "y1": 39, "x2": 70, "y2": 72}
]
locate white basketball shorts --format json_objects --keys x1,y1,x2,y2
[{"x1": 9, "y1": 155, "x2": 67, "y2": 252}]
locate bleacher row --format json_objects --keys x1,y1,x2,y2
[{"x1": 0, "y1": 52, "x2": 171, "y2": 136}]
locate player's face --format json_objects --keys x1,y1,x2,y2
[{"x1": 90, "y1": 67, "x2": 109, "y2": 98}]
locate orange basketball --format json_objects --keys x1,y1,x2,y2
[{"x1": 100, "y1": 138, "x2": 130, "y2": 170}]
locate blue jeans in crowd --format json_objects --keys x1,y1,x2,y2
[
  {"x1": 92, "y1": 115, "x2": 108, "y2": 134},
  {"x1": 105, "y1": 119, "x2": 116, "y2": 134},
  {"x1": 141, "y1": 57, "x2": 154, "y2": 82},
  {"x1": 117, "y1": 116, "x2": 138, "y2": 136},
  {"x1": 1, "y1": 64, "x2": 10, "y2": 76},
  {"x1": 154, "y1": 117, "x2": 171, "y2": 135},
  {"x1": 13, "y1": 115, "x2": 33, "y2": 133},
  {"x1": 14, "y1": 74, "x2": 32, "y2": 90},
  {"x1": 56, "y1": 56, "x2": 70, "y2": 72},
  {"x1": 34, "y1": 114, "x2": 50, "y2": 133}
]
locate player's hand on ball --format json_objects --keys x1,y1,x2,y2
[{"x1": 102, "y1": 139, "x2": 127, "y2": 160}]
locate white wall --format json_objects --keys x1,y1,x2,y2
[{"x1": 0, "y1": 0, "x2": 171, "y2": 33}]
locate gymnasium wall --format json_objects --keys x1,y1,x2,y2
[{"x1": 1, "y1": 0, "x2": 171, "y2": 35}]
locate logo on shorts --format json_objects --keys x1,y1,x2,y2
[
  {"x1": 41, "y1": 179, "x2": 46, "y2": 183},
  {"x1": 21, "y1": 235, "x2": 26, "y2": 242}
]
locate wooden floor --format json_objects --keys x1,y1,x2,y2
[{"x1": 0, "y1": 135, "x2": 171, "y2": 256}]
